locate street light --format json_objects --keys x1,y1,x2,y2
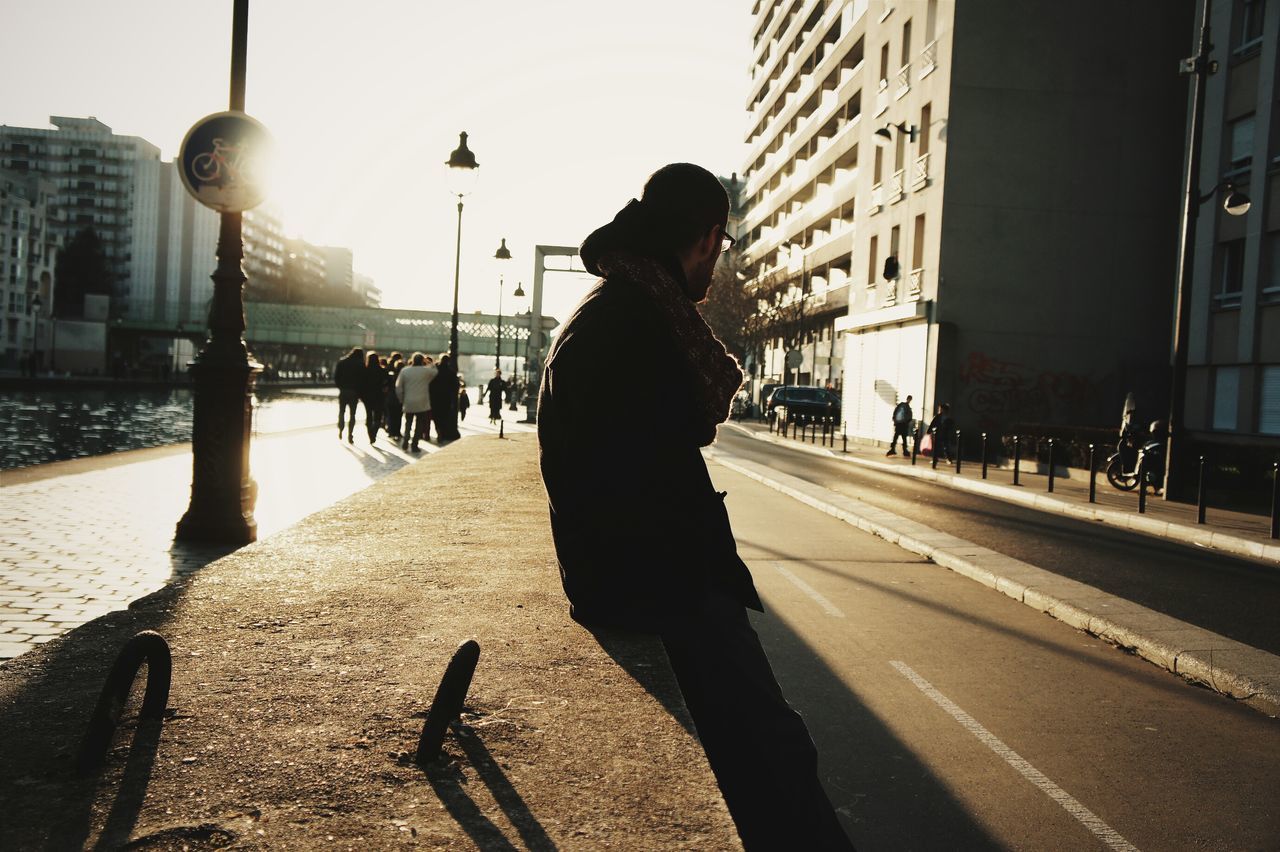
[
  {"x1": 493, "y1": 237, "x2": 512, "y2": 373},
  {"x1": 1164, "y1": 0, "x2": 1251, "y2": 499},
  {"x1": 446, "y1": 131, "x2": 479, "y2": 370},
  {"x1": 509, "y1": 281, "x2": 526, "y2": 408}
]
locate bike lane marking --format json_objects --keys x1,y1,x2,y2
[
  {"x1": 890, "y1": 660, "x2": 1139, "y2": 852},
  {"x1": 772, "y1": 561, "x2": 846, "y2": 618}
]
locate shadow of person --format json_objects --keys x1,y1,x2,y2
[{"x1": 584, "y1": 626, "x2": 696, "y2": 737}]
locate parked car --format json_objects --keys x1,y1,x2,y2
[{"x1": 765, "y1": 385, "x2": 841, "y2": 421}]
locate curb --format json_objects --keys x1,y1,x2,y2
[
  {"x1": 723, "y1": 423, "x2": 1280, "y2": 567},
  {"x1": 707, "y1": 447, "x2": 1280, "y2": 719}
]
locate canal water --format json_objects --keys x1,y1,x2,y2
[{"x1": 1, "y1": 387, "x2": 339, "y2": 471}]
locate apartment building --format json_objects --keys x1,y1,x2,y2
[
  {"x1": 244, "y1": 205, "x2": 287, "y2": 303},
  {"x1": 1181, "y1": 0, "x2": 1280, "y2": 448},
  {"x1": 0, "y1": 170, "x2": 57, "y2": 369},
  {"x1": 741, "y1": 0, "x2": 1193, "y2": 443}
]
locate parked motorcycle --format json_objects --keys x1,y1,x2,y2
[{"x1": 1105, "y1": 418, "x2": 1167, "y2": 494}]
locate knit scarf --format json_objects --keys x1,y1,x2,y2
[{"x1": 596, "y1": 250, "x2": 743, "y2": 446}]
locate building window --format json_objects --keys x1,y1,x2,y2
[
  {"x1": 1213, "y1": 367, "x2": 1241, "y2": 430},
  {"x1": 867, "y1": 235, "x2": 879, "y2": 288},
  {"x1": 1215, "y1": 239, "x2": 1245, "y2": 308},
  {"x1": 1227, "y1": 115, "x2": 1254, "y2": 173},
  {"x1": 920, "y1": 103, "x2": 932, "y2": 156},
  {"x1": 1235, "y1": 0, "x2": 1267, "y2": 49},
  {"x1": 1261, "y1": 366, "x2": 1280, "y2": 435}
]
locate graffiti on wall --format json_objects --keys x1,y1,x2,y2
[{"x1": 958, "y1": 351, "x2": 1102, "y2": 426}]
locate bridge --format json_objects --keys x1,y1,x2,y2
[{"x1": 115, "y1": 302, "x2": 560, "y2": 361}]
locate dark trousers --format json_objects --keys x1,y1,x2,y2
[
  {"x1": 362, "y1": 395, "x2": 382, "y2": 441},
  {"x1": 337, "y1": 390, "x2": 359, "y2": 437},
  {"x1": 890, "y1": 426, "x2": 911, "y2": 454},
  {"x1": 402, "y1": 410, "x2": 431, "y2": 447},
  {"x1": 661, "y1": 587, "x2": 854, "y2": 851},
  {"x1": 385, "y1": 396, "x2": 403, "y2": 436}
]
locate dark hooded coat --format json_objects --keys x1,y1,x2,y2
[{"x1": 537, "y1": 206, "x2": 761, "y2": 632}]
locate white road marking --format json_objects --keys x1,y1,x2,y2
[
  {"x1": 773, "y1": 562, "x2": 845, "y2": 618},
  {"x1": 890, "y1": 661, "x2": 1139, "y2": 852}
]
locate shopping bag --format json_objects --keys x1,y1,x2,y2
[{"x1": 920, "y1": 432, "x2": 934, "y2": 455}]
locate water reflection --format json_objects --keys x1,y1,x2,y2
[{"x1": 0, "y1": 388, "x2": 336, "y2": 471}]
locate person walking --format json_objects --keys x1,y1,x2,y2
[
  {"x1": 395, "y1": 352, "x2": 438, "y2": 452},
  {"x1": 430, "y1": 353, "x2": 462, "y2": 442},
  {"x1": 538, "y1": 163, "x2": 853, "y2": 851},
  {"x1": 333, "y1": 347, "x2": 364, "y2": 444},
  {"x1": 384, "y1": 352, "x2": 405, "y2": 440},
  {"x1": 360, "y1": 350, "x2": 385, "y2": 443},
  {"x1": 887, "y1": 394, "x2": 913, "y2": 456},
  {"x1": 458, "y1": 383, "x2": 471, "y2": 421},
  {"x1": 927, "y1": 402, "x2": 956, "y2": 463},
  {"x1": 486, "y1": 370, "x2": 507, "y2": 424}
]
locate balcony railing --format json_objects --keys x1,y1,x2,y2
[
  {"x1": 912, "y1": 152, "x2": 930, "y2": 190},
  {"x1": 884, "y1": 278, "x2": 898, "y2": 307},
  {"x1": 875, "y1": 79, "x2": 889, "y2": 117},
  {"x1": 889, "y1": 169, "x2": 905, "y2": 203},
  {"x1": 868, "y1": 181, "x2": 884, "y2": 215},
  {"x1": 895, "y1": 63, "x2": 911, "y2": 99},
  {"x1": 907, "y1": 267, "x2": 923, "y2": 301},
  {"x1": 920, "y1": 39, "x2": 938, "y2": 78}
]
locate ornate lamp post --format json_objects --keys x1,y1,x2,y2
[
  {"x1": 446, "y1": 132, "x2": 479, "y2": 367},
  {"x1": 175, "y1": 0, "x2": 260, "y2": 544},
  {"x1": 493, "y1": 238, "x2": 511, "y2": 372}
]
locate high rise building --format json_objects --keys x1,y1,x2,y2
[
  {"x1": 741, "y1": 0, "x2": 1193, "y2": 443},
  {"x1": 0, "y1": 117, "x2": 220, "y2": 325},
  {"x1": 1177, "y1": 0, "x2": 1280, "y2": 448},
  {"x1": 0, "y1": 170, "x2": 57, "y2": 368},
  {"x1": 244, "y1": 205, "x2": 287, "y2": 303},
  {"x1": 319, "y1": 245, "x2": 354, "y2": 296},
  {"x1": 354, "y1": 272, "x2": 382, "y2": 308}
]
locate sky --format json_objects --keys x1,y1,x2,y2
[{"x1": 0, "y1": 0, "x2": 752, "y2": 325}]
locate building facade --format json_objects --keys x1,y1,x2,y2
[
  {"x1": 0, "y1": 170, "x2": 57, "y2": 369},
  {"x1": 1180, "y1": 0, "x2": 1280, "y2": 448},
  {"x1": 244, "y1": 205, "x2": 287, "y2": 303},
  {"x1": 741, "y1": 0, "x2": 1193, "y2": 443}
]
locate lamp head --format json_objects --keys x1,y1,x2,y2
[
  {"x1": 31, "y1": 294, "x2": 43, "y2": 312},
  {"x1": 1223, "y1": 186, "x2": 1251, "y2": 217},
  {"x1": 446, "y1": 131, "x2": 478, "y2": 170},
  {"x1": 494, "y1": 237, "x2": 512, "y2": 260},
  {"x1": 513, "y1": 281, "x2": 526, "y2": 298},
  {"x1": 873, "y1": 126, "x2": 893, "y2": 147}
]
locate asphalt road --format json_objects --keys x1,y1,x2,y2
[
  {"x1": 713, "y1": 429, "x2": 1280, "y2": 656},
  {"x1": 707, "y1": 459, "x2": 1280, "y2": 851}
]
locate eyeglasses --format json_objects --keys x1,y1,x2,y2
[{"x1": 720, "y1": 228, "x2": 737, "y2": 252}]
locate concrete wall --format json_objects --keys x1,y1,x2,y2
[{"x1": 937, "y1": 0, "x2": 1192, "y2": 434}]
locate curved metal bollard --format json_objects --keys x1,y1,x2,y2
[
  {"x1": 76, "y1": 631, "x2": 172, "y2": 774},
  {"x1": 416, "y1": 639, "x2": 481, "y2": 764}
]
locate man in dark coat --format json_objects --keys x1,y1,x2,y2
[
  {"x1": 538, "y1": 163, "x2": 853, "y2": 850},
  {"x1": 333, "y1": 347, "x2": 364, "y2": 444},
  {"x1": 429, "y1": 354, "x2": 461, "y2": 442}
]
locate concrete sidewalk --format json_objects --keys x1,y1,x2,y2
[
  {"x1": 728, "y1": 420, "x2": 1280, "y2": 565},
  {"x1": 0, "y1": 433, "x2": 739, "y2": 850}
]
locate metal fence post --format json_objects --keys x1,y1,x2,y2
[
  {"x1": 1271, "y1": 462, "x2": 1279, "y2": 540},
  {"x1": 1047, "y1": 438, "x2": 1056, "y2": 493},
  {"x1": 1137, "y1": 450, "x2": 1148, "y2": 514},
  {"x1": 1196, "y1": 455, "x2": 1207, "y2": 525},
  {"x1": 981, "y1": 432, "x2": 989, "y2": 479},
  {"x1": 932, "y1": 430, "x2": 939, "y2": 469},
  {"x1": 1088, "y1": 443, "x2": 1097, "y2": 504},
  {"x1": 1012, "y1": 435, "x2": 1021, "y2": 485},
  {"x1": 842, "y1": 424, "x2": 848, "y2": 453},
  {"x1": 911, "y1": 423, "x2": 919, "y2": 465}
]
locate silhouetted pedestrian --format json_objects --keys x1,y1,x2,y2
[
  {"x1": 384, "y1": 352, "x2": 404, "y2": 439},
  {"x1": 537, "y1": 163, "x2": 853, "y2": 851},
  {"x1": 458, "y1": 384, "x2": 471, "y2": 421},
  {"x1": 486, "y1": 370, "x2": 507, "y2": 424},
  {"x1": 395, "y1": 352, "x2": 437, "y2": 452},
  {"x1": 333, "y1": 347, "x2": 364, "y2": 444},
  {"x1": 887, "y1": 394, "x2": 913, "y2": 456},
  {"x1": 360, "y1": 351, "x2": 385, "y2": 442},
  {"x1": 430, "y1": 353, "x2": 461, "y2": 442},
  {"x1": 927, "y1": 402, "x2": 955, "y2": 463}
]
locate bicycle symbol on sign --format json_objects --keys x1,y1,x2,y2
[{"x1": 191, "y1": 137, "x2": 257, "y2": 186}]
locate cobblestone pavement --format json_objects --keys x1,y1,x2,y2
[{"x1": 0, "y1": 410, "x2": 533, "y2": 659}]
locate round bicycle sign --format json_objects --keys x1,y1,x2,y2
[{"x1": 177, "y1": 111, "x2": 273, "y2": 213}]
